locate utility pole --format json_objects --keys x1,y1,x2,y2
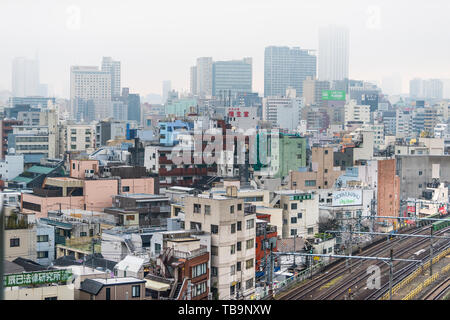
[
  {"x1": 430, "y1": 227, "x2": 433, "y2": 276},
  {"x1": 293, "y1": 234, "x2": 297, "y2": 268},
  {"x1": 268, "y1": 242, "x2": 274, "y2": 297},
  {"x1": 0, "y1": 195, "x2": 4, "y2": 300},
  {"x1": 349, "y1": 224, "x2": 353, "y2": 273},
  {"x1": 389, "y1": 248, "x2": 393, "y2": 301}
]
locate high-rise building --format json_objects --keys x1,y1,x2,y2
[
  {"x1": 190, "y1": 66, "x2": 197, "y2": 96},
  {"x1": 212, "y1": 58, "x2": 252, "y2": 97},
  {"x1": 409, "y1": 78, "x2": 423, "y2": 98},
  {"x1": 196, "y1": 57, "x2": 213, "y2": 97},
  {"x1": 162, "y1": 80, "x2": 171, "y2": 104},
  {"x1": 423, "y1": 79, "x2": 443, "y2": 100},
  {"x1": 264, "y1": 46, "x2": 316, "y2": 97},
  {"x1": 318, "y1": 25, "x2": 349, "y2": 82},
  {"x1": 70, "y1": 66, "x2": 112, "y2": 121},
  {"x1": 262, "y1": 89, "x2": 302, "y2": 131},
  {"x1": 101, "y1": 57, "x2": 121, "y2": 97},
  {"x1": 12, "y1": 57, "x2": 40, "y2": 97}
]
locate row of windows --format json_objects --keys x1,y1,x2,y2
[
  {"x1": 193, "y1": 203, "x2": 243, "y2": 214},
  {"x1": 230, "y1": 278, "x2": 254, "y2": 296},
  {"x1": 192, "y1": 263, "x2": 207, "y2": 278},
  {"x1": 290, "y1": 227, "x2": 314, "y2": 236}
]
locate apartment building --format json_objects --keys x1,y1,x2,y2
[{"x1": 184, "y1": 191, "x2": 256, "y2": 300}]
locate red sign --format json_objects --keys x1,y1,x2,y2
[{"x1": 407, "y1": 206, "x2": 416, "y2": 213}]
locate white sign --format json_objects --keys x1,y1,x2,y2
[{"x1": 332, "y1": 190, "x2": 362, "y2": 207}]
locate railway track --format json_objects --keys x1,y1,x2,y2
[
  {"x1": 281, "y1": 225, "x2": 450, "y2": 300},
  {"x1": 423, "y1": 277, "x2": 450, "y2": 300}
]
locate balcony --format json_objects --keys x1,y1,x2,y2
[{"x1": 172, "y1": 245, "x2": 208, "y2": 260}]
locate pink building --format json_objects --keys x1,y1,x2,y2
[{"x1": 21, "y1": 160, "x2": 159, "y2": 219}]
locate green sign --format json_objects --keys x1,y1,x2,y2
[
  {"x1": 3, "y1": 269, "x2": 72, "y2": 287},
  {"x1": 291, "y1": 194, "x2": 312, "y2": 201},
  {"x1": 322, "y1": 90, "x2": 346, "y2": 101}
]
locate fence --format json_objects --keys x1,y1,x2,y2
[{"x1": 380, "y1": 246, "x2": 450, "y2": 300}]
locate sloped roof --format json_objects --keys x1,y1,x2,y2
[
  {"x1": 12, "y1": 257, "x2": 47, "y2": 272},
  {"x1": 27, "y1": 165, "x2": 54, "y2": 174},
  {"x1": 4, "y1": 260, "x2": 25, "y2": 275},
  {"x1": 80, "y1": 279, "x2": 104, "y2": 295}
]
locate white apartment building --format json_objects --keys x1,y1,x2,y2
[
  {"x1": 361, "y1": 123, "x2": 384, "y2": 148},
  {"x1": 0, "y1": 155, "x2": 24, "y2": 181},
  {"x1": 345, "y1": 100, "x2": 370, "y2": 124},
  {"x1": 196, "y1": 57, "x2": 213, "y2": 98},
  {"x1": 184, "y1": 193, "x2": 256, "y2": 300},
  {"x1": 70, "y1": 66, "x2": 112, "y2": 120},
  {"x1": 262, "y1": 95, "x2": 302, "y2": 132},
  {"x1": 278, "y1": 190, "x2": 319, "y2": 239}
]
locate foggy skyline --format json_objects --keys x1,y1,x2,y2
[{"x1": 2, "y1": 0, "x2": 450, "y2": 98}]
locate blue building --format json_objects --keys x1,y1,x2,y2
[
  {"x1": 212, "y1": 58, "x2": 252, "y2": 97},
  {"x1": 36, "y1": 222, "x2": 55, "y2": 266},
  {"x1": 159, "y1": 120, "x2": 194, "y2": 146}
]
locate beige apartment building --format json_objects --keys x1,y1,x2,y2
[
  {"x1": 4, "y1": 208, "x2": 36, "y2": 262},
  {"x1": 184, "y1": 192, "x2": 256, "y2": 300},
  {"x1": 278, "y1": 190, "x2": 319, "y2": 239},
  {"x1": 290, "y1": 146, "x2": 343, "y2": 190}
]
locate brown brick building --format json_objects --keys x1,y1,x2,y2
[{"x1": 377, "y1": 159, "x2": 400, "y2": 225}]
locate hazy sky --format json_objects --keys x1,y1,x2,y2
[{"x1": 1, "y1": 0, "x2": 450, "y2": 98}]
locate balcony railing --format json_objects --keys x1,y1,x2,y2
[{"x1": 172, "y1": 245, "x2": 208, "y2": 260}]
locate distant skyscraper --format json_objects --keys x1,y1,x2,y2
[
  {"x1": 318, "y1": 25, "x2": 349, "y2": 82},
  {"x1": 70, "y1": 66, "x2": 111, "y2": 121},
  {"x1": 101, "y1": 57, "x2": 121, "y2": 97},
  {"x1": 302, "y1": 77, "x2": 330, "y2": 106},
  {"x1": 190, "y1": 66, "x2": 197, "y2": 95},
  {"x1": 264, "y1": 46, "x2": 316, "y2": 97},
  {"x1": 162, "y1": 80, "x2": 172, "y2": 104},
  {"x1": 409, "y1": 78, "x2": 423, "y2": 98},
  {"x1": 423, "y1": 79, "x2": 443, "y2": 100},
  {"x1": 196, "y1": 57, "x2": 213, "y2": 97},
  {"x1": 12, "y1": 57, "x2": 40, "y2": 97},
  {"x1": 212, "y1": 58, "x2": 252, "y2": 97},
  {"x1": 122, "y1": 88, "x2": 141, "y2": 124}
]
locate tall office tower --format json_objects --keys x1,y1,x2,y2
[
  {"x1": 70, "y1": 66, "x2": 111, "y2": 121},
  {"x1": 196, "y1": 57, "x2": 213, "y2": 97},
  {"x1": 12, "y1": 57, "x2": 40, "y2": 97},
  {"x1": 123, "y1": 88, "x2": 141, "y2": 124},
  {"x1": 318, "y1": 25, "x2": 349, "y2": 82},
  {"x1": 190, "y1": 66, "x2": 197, "y2": 95},
  {"x1": 423, "y1": 79, "x2": 443, "y2": 100},
  {"x1": 212, "y1": 58, "x2": 252, "y2": 97},
  {"x1": 162, "y1": 80, "x2": 172, "y2": 104},
  {"x1": 409, "y1": 78, "x2": 423, "y2": 98},
  {"x1": 264, "y1": 46, "x2": 316, "y2": 97},
  {"x1": 101, "y1": 57, "x2": 121, "y2": 97}
]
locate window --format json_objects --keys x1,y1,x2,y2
[
  {"x1": 246, "y1": 259, "x2": 254, "y2": 269},
  {"x1": 291, "y1": 229, "x2": 297, "y2": 236},
  {"x1": 246, "y1": 278, "x2": 254, "y2": 290},
  {"x1": 122, "y1": 186, "x2": 130, "y2": 192},
  {"x1": 105, "y1": 288, "x2": 111, "y2": 300},
  {"x1": 80, "y1": 232, "x2": 87, "y2": 237},
  {"x1": 192, "y1": 263, "x2": 207, "y2": 278},
  {"x1": 37, "y1": 235, "x2": 49, "y2": 242},
  {"x1": 44, "y1": 297, "x2": 57, "y2": 300},
  {"x1": 291, "y1": 203, "x2": 297, "y2": 210},
  {"x1": 419, "y1": 171, "x2": 422, "y2": 176},
  {"x1": 236, "y1": 262, "x2": 242, "y2": 272},
  {"x1": 283, "y1": 204, "x2": 288, "y2": 210},
  {"x1": 231, "y1": 244, "x2": 236, "y2": 255},
  {"x1": 419, "y1": 184, "x2": 422, "y2": 188},
  {"x1": 246, "y1": 239, "x2": 254, "y2": 249},
  {"x1": 230, "y1": 205, "x2": 234, "y2": 214},
  {"x1": 211, "y1": 224, "x2": 219, "y2": 234},
  {"x1": 297, "y1": 154, "x2": 302, "y2": 159},
  {"x1": 324, "y1": 169, "x2": 328, "y2": 173},
  {"x1": 10, "y1": 238, "x2": 20, "y2": 247},
  {"x1": 132, "y1": 285, "x2": 140, "y2": 298},
  {"x1": 237, "y1": 241, "x2": 242, "y2": 251},
  {"x1": 307, "y1": 227, "x2": 314, "y2": 235},
  {"x1": 211, "y1": 246, "x2": 218, "y2": 256},
  {"x1": 237, "y1": 203, "x2": 242, "y2": 211},
  {"x1": 192, "y1": 282, "x2": 207, "y2": 297},
  {"x1": 246, "y1": 219, "x2": 254, "y2": 230},
  {"x1": 231, "y1": 223, "x2": 236, "y2": 234},
  {"x1": 297, "y1": 143, "x2": 302, "y2": 148},
  {"x1": 193, "y1": 204, "x2": 201, "y2": 213},
  {"x1": 237, "y1": 221, "x2": 242, "y2": 231},
  {"x1": 155, "y1": 243, "x2": 161, "y2": 255},
  {"x1": 204, "y1": 205, "x2": 211, "y2": 215},
  {"x1": 325, "y1": 150, "x2": 328, "y2": 155},
  {"x1": 126, "y1": 215, "x2": 135, "y2": 221},
  {"x1": 211, "y1": 267, "x2": 218, "y2": 276},
  {"x1": 291, "y1": 217, "x2": 297, "y2": 224},
  {"x1": 190, "y1": 222, "x2": 202, "y2": 231},
  {"x1": 230, "y1": 285, "x2": 235, "y2": 296},
  {"x1": 230, "y1": 265, "x2": 236, "y2": 275},
  {"x1": 297, "y1": 212, "x2": 302, "y2": 219},
  {"x1": 328, "y1": 247, "x2": 333, "y2": 253},
  {"x1": 305, "y1": 180, "x2": 316, "y2": 187},
  {"x1": 37, "y1": 251, "x2": 48, "y2": 258},
  {"x1": 293, "y1": 182, "x2": 297, "y2": 187},
  {"x1": 324, "y1": 181, "x2": 328, "y2": 186}
]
